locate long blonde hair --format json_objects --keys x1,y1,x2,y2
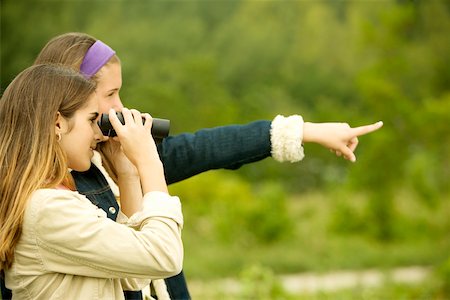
[{"x1": 0, "y1": 64, "x2": 96, "y2": 270}]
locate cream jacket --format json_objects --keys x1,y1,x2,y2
[{"x1": 5, "y1": 188, "x2": 183, "y2": 300}]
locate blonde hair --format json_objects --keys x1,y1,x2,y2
[
  {"x1": 0, "y1": 64, "x2": 96, "y2": 270},
  {"x1": 35, "y1": 32, "x2": 120, "y2": 82}
]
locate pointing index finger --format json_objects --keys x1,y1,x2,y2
[{"x1": 351, "y1": 121, "x2": 383, "y2": 137}]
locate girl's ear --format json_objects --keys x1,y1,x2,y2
[{"x1": 55, "y1": 112, "x2": 68, "y2": 135}]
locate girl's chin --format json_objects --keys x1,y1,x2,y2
[{"x1": 69, "y1": 162, "x2": 92, "y2": 173}]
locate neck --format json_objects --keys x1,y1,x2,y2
[{"x1": 60, "y1": 174, "x2": 76, "y2": 191}]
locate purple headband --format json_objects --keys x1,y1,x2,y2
[{"x1": 79, "y1": 40, "x2": 116, "y2": 78}]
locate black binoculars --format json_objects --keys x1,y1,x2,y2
[{"x1": 98, "y1": 112, "x2": 170, "y2": 143}]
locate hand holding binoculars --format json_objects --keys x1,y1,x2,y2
[{"x1": 98, "y1": 112, "x2": 170, "y2": 143}]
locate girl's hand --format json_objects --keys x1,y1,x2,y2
[
  {"x1": 108, "y1": 108, "x2": 159, "y2": 168},
  {"x1": 303, "y1": 121, "x2": 383, "y2": 162},
  {"x1": 109, "y1": 108, "x2": 167, "y2": 194},
  {"x1": 98, "y1": 139, "x2": 138, "y2": 180}
]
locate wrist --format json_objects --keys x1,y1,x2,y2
[
  {"x1": 302, "y1": 122, "x2": 316, "y2": 143},
  {"x1": 117, "y1": 172, "x2": 140, "y2": 182},
  {"x1": 137, "y1": 160, "x2": 168, "y2": 194},
  {"x1": 136, "y1": 158, "x2": 163, "y2": 173}
]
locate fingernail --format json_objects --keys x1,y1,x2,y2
[{"x1": 377, "y1": 121, "x2": 383, "y2": 126}]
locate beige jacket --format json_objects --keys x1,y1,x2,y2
[{"x1": 5, "y1": 188, "x2": 183, "y2": 300}]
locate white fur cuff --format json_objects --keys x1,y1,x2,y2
[{"x1": 270, "y1": 115, "x2": 305, "y2": 163}]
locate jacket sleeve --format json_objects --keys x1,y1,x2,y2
[
  {"x1": 158, "y1": 120, "x2": 272, "y2": 184},
  {"x1": 30, "y1": 189, "x2": 183, "y2": 280}
]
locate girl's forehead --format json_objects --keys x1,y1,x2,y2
[{"x1": 96, "y1": 63, "x2": 122, "y2": 89}]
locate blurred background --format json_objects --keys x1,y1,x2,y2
[{"x1": 2, "y1": 0, "x2": 449, "y2": 298}]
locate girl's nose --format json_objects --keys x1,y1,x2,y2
[
  {"x1": 94, "y1": 123, "x2": 108, "y2": 142},
  {"x1": 111, "y1": 96, "x2": 124, "y2": 111}
]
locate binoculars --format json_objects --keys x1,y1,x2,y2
[{"x1": 98, "y1": 112, "x2": 170, "y2": 143}]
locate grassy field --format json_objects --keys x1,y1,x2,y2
[
  {"x1": 187, "y1": 271, "x2": 448, "y2": 299},
  {"x1": 188, "y1": 281, "x2": 448, "y2": 300},
  {"x1": 168, "y1": 171, "x2": 450, "y2": 298},
  {"x1": 175, "y1": 177, "x2": 450, "y2": 278}
]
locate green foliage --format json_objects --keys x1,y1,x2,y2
[
  {"x1": 436, "y1": 257, "x2": 450, "y2": 296},
  {"x1": 169, "y1": 171, "x2": 293, "y2": 245},
  {"x1": 331, "y1": 188, "x2": 450, "y2": 243},
  {"x1": 2, "y1": 0, "x2": 450, "y2": 288},
  {"x1": 177, "y1": 186, "x2": 450, "y2": 280}
]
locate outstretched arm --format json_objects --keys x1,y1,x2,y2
[{"x1": 158, "y1": 116, "x2": 383, "y2": 184}]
